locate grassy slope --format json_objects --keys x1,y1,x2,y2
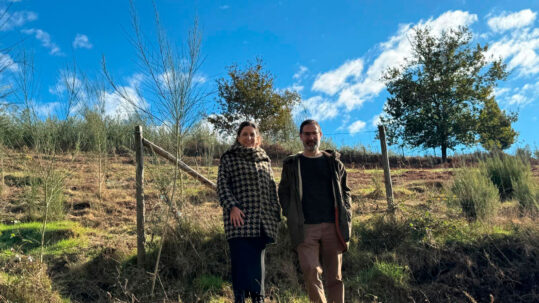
[{"x1": 0, "y1": 151, "x2": 537, "y2": 302}]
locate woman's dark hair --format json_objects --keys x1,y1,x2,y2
[
  {"x1": 299, "y1": 119, "x2": 320, "y2": 134},
  {"x1": 236, "y1": 121, "x2": 262, "y2": 146},
  {"x1": 236, "y1": 121, "x2": 259, "y2": 137}
]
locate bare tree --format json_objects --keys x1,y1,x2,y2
[
  {"x1": 57, "y1": 61, "x2": 85, "y2": 121},
  {"x1": 75, "y1": 76, "x2": 108, "y2": 204},
  {"x1": 103, "y1": 0, "x2": 206, "y2": 296},
  {"x1": 0, "y1": 4, "x2": 20, "y2": 99}
]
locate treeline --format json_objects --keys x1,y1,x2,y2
[{"x1": 1, "y1": 107, "x2": 537, "y2": 169}]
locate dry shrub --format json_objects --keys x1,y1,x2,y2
[
  {"x1": 409, "y1": 228, "x2": 539, "y2": 303},
  {"x1": 59, "y1": 246, "x2": 138, "y2": 302},
  {"x1": 483, "y1": 154, "x2": 538, "y2": 213},
  {"x1": 450, "y1": 169, "x2": 500, "y2": 221},
  {"x1": 0, "y1": 260, "x2": 63, "y2": 303}
]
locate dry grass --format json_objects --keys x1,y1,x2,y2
[{"x1": 0, "y1": 150, "x2": 537, "y2": 302}]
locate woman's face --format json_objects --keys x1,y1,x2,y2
[{"x1": 238, "y1": 126, "x2": 258, "y2": 148}]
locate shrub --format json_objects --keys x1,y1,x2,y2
[
  {"x1": 24, "y1": 170, "x2": 66, "y2": 222},
  {"x1": 450, "y1": 169, "x2": 500, "y2": 221},
  {"x1": 483, "y1": 154, "x2": 525, "y2": 199},
  {"x1": 482, "y1": 154, "x2": 537, "y2": 212},
  {"x1": 513, "y1": 175, "x2": 539, "y2": 214},
  {"x1": 0, "y1": 260, "x2": 64, "y2": 303},
  {"x1": 515, "y1": 146, "x2": 533, "y2": 164}
]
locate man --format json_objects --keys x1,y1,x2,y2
[{"x1": 278, "y1": 119, "x2": 352, "y2": 303}]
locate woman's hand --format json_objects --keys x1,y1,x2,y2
[{"x1": 230, "y1": 206, "x2": 245, "y2": 227}]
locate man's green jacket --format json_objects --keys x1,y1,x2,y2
[{"x1": 278, "y1": 150, "x2": 352, "y2": 251}]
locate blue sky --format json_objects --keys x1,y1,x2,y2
[{"x1": 1, "y1": 0, "x2": 538, "y2": 155}]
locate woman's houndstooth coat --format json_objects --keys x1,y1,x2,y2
[{"x1": 217, "y1": 142, "x2": 281, "y2": 241}]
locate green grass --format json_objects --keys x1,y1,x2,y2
[
  {"x1": 347, "y1": 260, "x2": 410, "y2": 302},
  {"x1": 0, "y1": 221, "x2": 90, "y2": 257},
  {"x1": 194, "y1": 274, "x2": 227, "y2": 292},
  {"x1": 358, "y1": 261, "x2": 409, "y2": 287}
]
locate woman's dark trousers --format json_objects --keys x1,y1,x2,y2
[{"x1": 228, "y1": 236, "x2": 267, "y2": 303}]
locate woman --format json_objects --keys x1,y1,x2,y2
[{"x1": 217, "y1": 121, "x2": 281, "y2": 303}]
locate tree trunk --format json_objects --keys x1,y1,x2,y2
[{"x1": 441, "y1": 144, "x2": 447, "y2": 163}]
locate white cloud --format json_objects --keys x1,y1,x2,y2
[
  {"x1": 312, "y1": 58, "x2": 363, "y2": 95},
  {"x1": 220, "y1": 5, "x2": 230, "y2": 10},
  {"x1": 371, "y1": 114, "x2": 382, "y2": 127},
  {"x1": 21, "y1": 28, "x2": 63, "y2": 55},
  {"x1": 72, "y1": 33, "x2": 93, "y2": 49},
  {"x1": 101, "y1": 87, "x2": 148, "y2": 120},
  {"x1": 499, "y1": 81, "x2": 539, "y2": 107},
  {"x1": 35, "y1": 101, "x2": 60, "y2": 117},
  {"x1": 507, "y1": 93, "x2": 530, "y2": 105},
  {"x1": 293, "y1": 65, "x2": 308, "y2": 80},
  {"x1": 348, "y1": 120, "x2": 366, "y2": 134},
  {"x1": 308, "y1": 10, "x2": 477, "y2": 114},
  {"x1": 193, "y1": 74, "x2": 207, "y2": 84},
  {"x1": 0, "y1": 10, "x2": 37, "y2": 31},
  {"x1": 295, "y1": 96, "x2": 339, "y2": 121},
  {"x1": 127, "y1": 73, "x2": 144, "y2": 88},
  {"x1": 486, "y1": 20, "x2": 539, "y2": 77},
  {"x1": 494, "y1": 87, "x2": 510, "y2": 97},
  {"x1": 158, "y1": 70, "x2": 206, "y2": 86},
  {"x1": 350, "y1": 10, "x2": 478, "y2": 107},
  {"x1": 0, "y1": 52, "x2": 18, "y2": 72},
  {"x1": 487, "y1": 9, "x2": 536, "y2": 33},
  {"x1": 287, "y1": 83, "x2": 304, "y2": 92},
  {"x1": 48, "y1": 73, "x2": 84, "y2": 96},
  {"x1": 198, "y1": 116, "x2": 234, "y2": 143},
  {"x1": 98, "y1": 74, "x2": 148, "y2": 120}
]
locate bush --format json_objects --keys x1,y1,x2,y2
[
  {"x1": 24, "y1": 170, "x2": 66, "y2": 222},
  {"x1": 450, "y1": 169, "x2": 500, "y2": 221},
  {"x1": 482, "y1": 154, "x2": 537, "y2": 212},
  {"x1": 0, "y1": 260, "x2": 64, "y2": 303},
  {"x1": 513, "y1": 175, "x2": 539, "y2": 214},
  {"x1": 515, "y1": 146, "x2": 533, "y2": 163}
]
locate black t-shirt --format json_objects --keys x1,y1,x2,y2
[{"x1": 299, "y1": 154, "x2": 335, "y2": 224}]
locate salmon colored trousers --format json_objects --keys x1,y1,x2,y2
[{"x1": 297, "y1": 223, "x2": 344, "y2": 303}]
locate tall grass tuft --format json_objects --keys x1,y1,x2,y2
[
  {"x1": 24, "y1": 167, "x2": 66, "y2": 222},
  {"x1": 450, "y1": 169, "x2": 500, "y2": 221},
  {"x1": 513, "y1": 175, "x2": 539, "y2": 214},
  {"x1": 482, "y1": 154, "x2": 538, "y2": 213},
  {"x1": 0, "y1": 260, "x2": 64, "y2": 303}
]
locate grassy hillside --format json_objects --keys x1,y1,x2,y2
[{"x1": 0, "y1": 151, "x2": 537, "y2": 302}]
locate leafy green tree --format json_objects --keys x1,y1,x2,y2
[
  {"x1": 382, "y1": 26, "x2": 508, "y2": 161},
  {"x1": 208, "y1": 59, "x2": 300, "y2": 136},
  {"x1": 477, "y1": 96, "x2": 517, "y2": 151}
]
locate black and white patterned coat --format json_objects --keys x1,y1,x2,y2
[{"x1": 217, "y1": 143, "x2": 281, "y2": 241}]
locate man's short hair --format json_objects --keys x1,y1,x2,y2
[{"x1": 299, "y1": 119, "x2": 321, "y2": 134}]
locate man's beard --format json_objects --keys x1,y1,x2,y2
[{"x1": 303, "y1": 139, "x2": 320, "y2": 151}]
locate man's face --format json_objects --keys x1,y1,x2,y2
[{"x1": 300, "y1": 123, "x2": 322, "y2": 152}]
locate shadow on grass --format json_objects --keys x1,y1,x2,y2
[
  {"x1": 344, "y1": 215, "x2": 539, "y2": 303},
  {"x1": 57, "y1": 219, "x2": 307, "y2": 303},
  {"x1": 50, "y1": 214, "x2": 538, "y2": 303}
]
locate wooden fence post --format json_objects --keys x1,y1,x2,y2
[
  {"x1": 378, "y1": 125, "x2": 396, "y2": 214},
  {"x1": 135, "y1": 125, "x2": 145, "y2": 268}
]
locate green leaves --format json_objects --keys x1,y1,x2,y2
[
  {"x1": 208, "y1": 59, "x2": 300, "y2": 137},
  {"x1": 382, "y1": 26, "x2": 513, "y2": 160},
  {"x1": 477, "y1": 97, "x2": 517, "y2": 151}
]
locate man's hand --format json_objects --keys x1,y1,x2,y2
[{"x1": 230, "y1": 206, "x2": 245, "y2": 227}]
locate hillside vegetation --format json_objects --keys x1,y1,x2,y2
[{"x1": 0, "y1": 149, "x2": 538, "y2": 303}]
